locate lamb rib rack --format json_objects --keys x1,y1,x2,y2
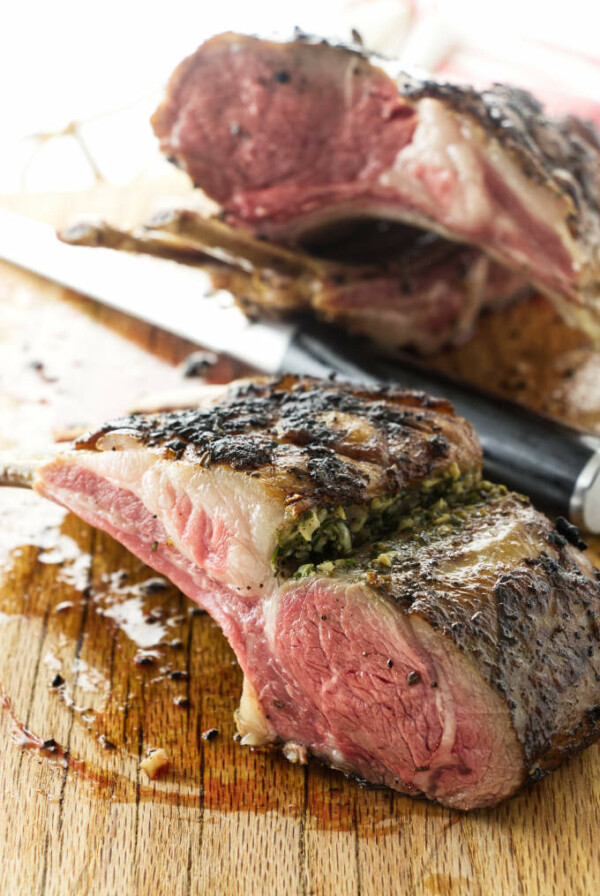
[
  {"x1": 152, "y1": 32, "x2": 600, "y2": 342},
  {"x1": 4, "y1": 375, "x2": 597, "y2": 809}
]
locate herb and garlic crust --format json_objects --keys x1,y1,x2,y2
[{"x1": 33, "y1": 376, "x2": 600, "y2": 809}]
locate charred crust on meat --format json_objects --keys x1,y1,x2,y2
[
  {"x1": 428, "y1": 433, "x2": 450, "y2": 458},
  {"x1": 492, "y1": 548, "x2": 600, "y2": 770},
  {"x1": 176, "y1": 31, "x2": 600, "y2": 230},
  {"x1": 152, "y1": 31, "x2": 600, "y2": 339},
  {"x1": 351, "y1": 489, "x2": 600, "y2": 780},
  {"x1": 547, "y1": 530, "x2": 567, "y2": 549},
  {"x1": 555, "y1": 516, "x2": 588, "y2": 551},
  {"x1": 389, "y1": 41, "x2": 600, "y2": 228},
  {"x1": 38, "y1": 381, "x2": 600, "y2": 807},
  {"x1": 305, "y1": 446, "x2": 368, "y2": 503},
  {"x1": 393, "y1": 65, "x2": 600, "y2": 225},
  {"x1": 75, "y1": 375, "x2": 479, "y2": 508},
  {"x1": 207, "y1": 435, "x2": 278, "y2": 470}
]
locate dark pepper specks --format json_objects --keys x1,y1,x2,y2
[
  {"x1": 274, "y1": 70, "x2": 291, "y2": 83},
  {"x1": 76, "y1": 376, "x2": 473, "y2": 510},
  {"x1": 169, "y1": 670, "x2": 188, "y2": 681},
  {"x1": 555, "y1": 516, "x2": 588, "y2": 551},
  {"x1": 50, "y1": 674, "x2": 65, "y2": 688},
  {"x1": 202, "y1": 728, "x2": 219, "y2": 741},
  {"x1": 547, "y1": 530, "x2": 567, "y2": 549},
  {"x1": 407, "y1": 671, "x2": 421, "y2": 685},
  {"x1": 429, "y1": 434, "x2": 450, "y2": 458}
]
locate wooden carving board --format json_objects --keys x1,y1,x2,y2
[{"x1": 0, "y1": 182, "x2": 599, "y2": 896}]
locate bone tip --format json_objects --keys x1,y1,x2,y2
[
  {"x1": 145, "y1": 209, "x2": 180, "y2": 230},
  {"x1": 0, "y1": 454, "x2": 57, "y2": 489},
  {"x1": 58, "y1": 219, "x2": 105, "y2": 246}
]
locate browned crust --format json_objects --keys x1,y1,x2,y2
[
  {"x1": 395, "y1": 78, "x2": 597, "y2": 220},
  {"x1": 492, "y1": 549, "x2": 600, "y2": 777},
  {"x1": 74, "y1": 375, "x2": 481, "y2": 514},
  {"x1": 365, "y1": 492, "x2": 600, "y2": 782}
]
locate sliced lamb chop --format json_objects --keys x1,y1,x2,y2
[
  {"x1": 6, "y1": 375, "x2": 599, "y2": 809},
  {"x1": 152, "y1": 32, "x2": 600, "y2": 341},
  {"x1": 60, "y1": 212, "x2": 526, "y2": 353},
  {"x1": 34, "y1": 376, "x2": 481, "y2": 591}
]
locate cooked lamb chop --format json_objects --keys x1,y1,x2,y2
[
  {"x1": 61, "y1": 212, "x2": 525, "y2": 353},
  {"x1": 152, "y1": 32, "x2": 600, "y2": 341},
  {"x1": 9, "y1": 375, "x2": 599, "y2": 809},
  {"x1": 35, "y1": 377, "x2": 480, "y2": 589}
]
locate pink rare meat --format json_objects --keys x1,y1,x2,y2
[{"x1": 32, "y1": 376, "x2": 600, "y2": 809}]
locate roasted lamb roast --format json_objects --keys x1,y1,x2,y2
[
  {"x1": 12, "y1": 375, "x2": 600, "y2": 809},
  {"x1": 152, "y1": 32, "x2": 600, "y2": 342}
]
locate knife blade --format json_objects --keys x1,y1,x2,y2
[
  {"x1": 0, "y1": 209, "x2": 296, "y2": 371},
  {"x1": 1, "y1": 209, "x2": 599, "y2": 532}
]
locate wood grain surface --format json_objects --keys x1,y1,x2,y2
[{"x1": 1, "y1": 181, "x2": 600, "y2": 896}]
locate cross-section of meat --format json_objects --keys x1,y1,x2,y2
[
  {"x1": 30, "y1": 376, "x2": 600, "y2": 809},
  {"x1": 36, "y1": 377, "x2": 480, "y2": 590},
  {"x1": 152, "y1": 32, "x2": 600, "y2": 341},
  {"x1": 252, "y1": 492, "x2": 600, "y2": 807}
]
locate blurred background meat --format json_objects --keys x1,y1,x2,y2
[{"x1": 1, "y1": 0, "x2": 599, "y2": 192}]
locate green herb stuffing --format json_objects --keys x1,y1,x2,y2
[
  {"x1": 273, "y1": 467, "x2": 487, "y2": 577},
  {"x1": 290, "y1": 479, "x2": 512, "y2": 581}
]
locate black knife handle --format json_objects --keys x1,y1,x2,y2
[{"x1": 280, "y1": 319, "x2": 600, "y2": 527}]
